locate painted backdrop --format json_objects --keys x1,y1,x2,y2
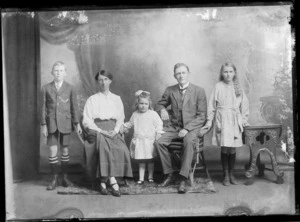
[{"x1": 39, "y1": 6, "x2": 293, "y2": 173}]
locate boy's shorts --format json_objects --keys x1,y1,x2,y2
[{"x1": 47, "y1": 130, "x2": 70, "y2": 147}]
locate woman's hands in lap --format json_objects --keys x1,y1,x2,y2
[{"x1": 101, "y1": 130, "x2": 118, "y2": 138}]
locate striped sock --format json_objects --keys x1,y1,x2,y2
[
  {"x1": 61, "y1": 154, "x2": 70, "y2": 174},
  {"x1": 48, "y1": 156, "x2": 58, "y2": 164},
  {"x1": 48, "y1": 156, "x2": 59, "y2": 174},
  {"x1": 61, "y1": 154, "x2": 70, "y2": 163}
]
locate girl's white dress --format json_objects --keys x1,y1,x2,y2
[
  {"x1": 124, "y1": 110, "x2": 164, "y2": 159},
  {"x1": 206, "y1": 81, "x2": 249, "y2": 147}
]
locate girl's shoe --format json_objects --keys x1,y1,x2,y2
[
  {"x1": 110, "y1": 183, "x2": 121, "y2": 197},
  {"x1": 148, "y1": 178, "x2": 154, "y2": 183},
  {"x1": 137, "y1": 180, "x2": 144, "y2": 185}
]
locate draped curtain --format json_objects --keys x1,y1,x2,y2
[
  {"x1": 3, "y1": 12, "x2": 40, "y2": 181},
  {"x1": 39, "y1": 12, "x2": 101, "y2": 97}
]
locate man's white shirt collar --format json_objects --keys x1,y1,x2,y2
[{"x1": 179, "y1": 82, "x2": 189, "y2": 90}]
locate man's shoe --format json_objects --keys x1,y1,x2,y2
[
  {"x1": 47, "y1": 174, "x2": 58, "y2": 190},
  {"x1": 158, "y1": 174, "x2": 175, "y2": 187},
  {"x1": 178, "y1": 180, "x2": 187, "y2": 194}
]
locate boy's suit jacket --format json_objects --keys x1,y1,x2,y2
[
  {"x1": 155, "y1": 83, "x2": 207, "y2": 132},
  {"x1": 41, "y1": 81, "x2": 79, "y2": 134}
]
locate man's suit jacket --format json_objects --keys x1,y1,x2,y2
[
  {"x1": 41, "y1": 81, "x2": 79, "y2": 134},
  {"x1": 155, "y1": 83, "x2": 207, "y2": 132}
]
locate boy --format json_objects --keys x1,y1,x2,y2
[{"x1": 41, "y1": 61, "x2": 82, "y2": 190}]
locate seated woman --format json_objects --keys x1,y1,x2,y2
[{"x1": 82, "y1": 70, "x2": 133, "y2": 197}]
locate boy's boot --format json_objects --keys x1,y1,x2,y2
[
  {"x1": 47, "y1": 156, "x2": 59, "y2": 190},
  {"x1": 221, "y1": 153, "x2": 230, "y2": 186},
  {"x1": 228, "y1": 152, "x2": 239, "y2": 185},
  {"x1": 61, "y1": 154, "x2": 74, "y2": 187}
]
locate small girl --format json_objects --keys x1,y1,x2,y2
[
  {"x1": 201, "y1": 62, "x2": 249, "y2": 186},
  {"x1": 121, "y1": 90, "x2": 164, "y2": 184}
]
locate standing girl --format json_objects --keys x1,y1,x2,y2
[
  {"x1": 122, "y1": 90, "x2": 164, "y2": 184},
  {"x1": 201, "y1": 62, "x2": 249, "y2": 186}
]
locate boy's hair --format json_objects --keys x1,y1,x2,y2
[
  {"x1": 173, "y1": 63, "x2": 189, "y2": 74},
  {"x1": 134, "y1": 92, "x2": 153, "y2": 111},
  {"x1": 95, "y1": 70, "x2": 113, "y2": 81},
  {"x1": 52, "y1": 61, "x2": 66, "y2": 71},
  {"x1": 219, "y1": 62, "x2": 242, "y2": 97}
]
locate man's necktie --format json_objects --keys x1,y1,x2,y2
[
  {"x1": 179, "y1": 87, "x2": 187, "y2": 100},
  {"x1": 179, "y1": 87, "x2": 187, "y2": 93}
]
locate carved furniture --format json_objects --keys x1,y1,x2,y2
[{"x1": 243, "y1": 124, "x2": 284, "y2": 184}]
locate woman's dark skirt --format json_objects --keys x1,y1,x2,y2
[{"x1": 83, "y1": 119, "x2": 133, "y2": 180}]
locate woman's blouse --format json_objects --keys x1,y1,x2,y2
[{"x1": 82, "y1": 91, "x2": 125, "y2": 133}]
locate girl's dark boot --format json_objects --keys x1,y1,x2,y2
[
  {"x1": 228, "y1": 152, "x2": 239, "y2": 185},
  {"x1": 221, "y1": 153, "x2": 230, "y2": 186}
]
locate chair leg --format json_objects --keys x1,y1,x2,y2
[
  {"x1": 189, "y1": 170, "x2": 194, "y2": 186},
  {"x1": 199, "y1": 150, "x2": 211, "y2": 180}
]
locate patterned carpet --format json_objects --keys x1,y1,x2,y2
[{"x1": 57, "y1": 176, "x2": 216, "y2": 195}]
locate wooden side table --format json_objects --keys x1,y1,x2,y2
[{"x1": 243, "y1": 124, "x2": 284, "y2": 185}]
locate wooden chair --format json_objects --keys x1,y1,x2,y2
[{"x1": 168, "y1": 136, "x2": 210, "y2": 186}]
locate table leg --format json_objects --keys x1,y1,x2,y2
[
  {"x1": 244, "y1": 145, "x2": 252, "y2": 171},
  {"x1": 256, "y1": 153, "x2": 265, "y2": 177},
  {"x1": 263, "y1": 148, "x2": 284, "y2": 184},
  {"x1": 245, "y1": 149, "x2": 260, "y2": 185}
]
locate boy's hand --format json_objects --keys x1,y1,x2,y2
[
  {"x1": 76, "y1": 123, "x2": 82, "y2": 134},
  {"x1": 42, "y1": 125, "x2": 48, "y2": 137}
]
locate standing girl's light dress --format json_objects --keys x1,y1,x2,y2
[
  {"x1": 124, "y1": 109, "x2": 164, "y2": 160},
  {"x1": 206, "y1": 81, "x2": 249, "y2": 147}
]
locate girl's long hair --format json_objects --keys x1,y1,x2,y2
[{"x1": 219, "y1": 62, "x2": 242, "y2": 97}]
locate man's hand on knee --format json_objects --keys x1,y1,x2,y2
[{"x1": 178, "y1": 129, "x2": 188, "y2": 138}]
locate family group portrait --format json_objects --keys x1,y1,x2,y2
[{"x1": 3, "y1": 3, "x2": 297, "y2": 220}]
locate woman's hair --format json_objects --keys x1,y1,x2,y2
[
  {"x1": 173, "y1": 63, "x2": 189, "y2": 73},
  {"x1": 52, "y1": 61, "x2": 66, "y2": 71},
  {"x1": 134, "y1": 91, "x2": 153, "y2": 111},
  {"x1": 95, "y1": 70, "x2": 113, "y2": 81},
  {"x1": 219, "y1": 62, "x2": 242, "y2": 97}
]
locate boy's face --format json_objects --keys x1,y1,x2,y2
[{"x1": 52, "y1": 65, "x2": 66, "y2": 82}]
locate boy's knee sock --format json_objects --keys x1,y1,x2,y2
[
  {"x1": 49, "y1": 156, "x2": 59, "y2": 174},
  {"x1": 61, "y1": 154, "x2": 70, "y2": 174}
]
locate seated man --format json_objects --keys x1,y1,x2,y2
[{"x1": 154, "y1": 63, "x2": 207, "y2": 194}]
